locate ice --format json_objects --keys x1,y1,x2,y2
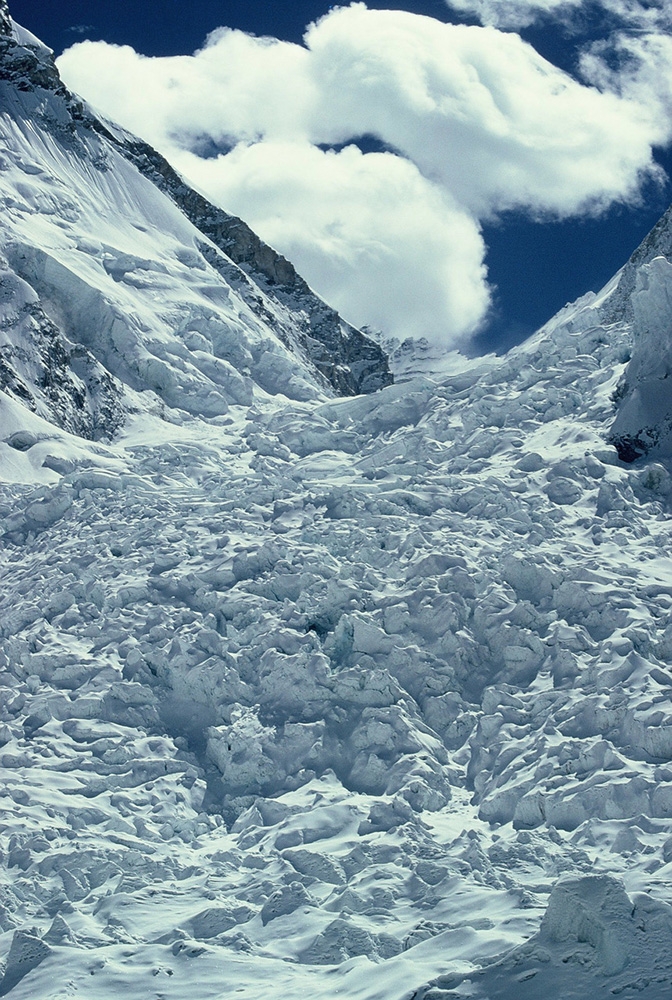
[
  {"x1": 420, "y1": 874, "x2": 672, "y2": 998},
  {"x1": 0, "y1": 931, "x2": 51, "y2": 997},
  {"x1": 611, "y1": 256, "x2": 672, "y2": 459},
  {"x1": 4, "y1": 11, "x2": 672, "y2": 1000}
]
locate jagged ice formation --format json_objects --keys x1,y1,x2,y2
[{"x1": 2, "y1": 4, "x2": 672, "y2": 999}]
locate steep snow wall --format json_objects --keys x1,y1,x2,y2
[
  {"x1": 610, "y1": 255, "x2": 672, "y2": 460},
  {"x1": 104, "y1": 132, "x2": 393, "y2": 397},
  {"x1": 601, "y1": 202, "x2": 672, "y2": 327}
]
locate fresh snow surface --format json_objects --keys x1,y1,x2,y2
[{"x1": 3, "y1": 22, "x2": 672, "y2": 1000}]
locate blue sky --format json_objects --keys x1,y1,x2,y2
[{"x1": 11, "y1": 0, "x2": 672, "y2": 352}]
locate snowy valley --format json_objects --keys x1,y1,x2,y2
[{"x1": 2, "y1": 3, "x2": 672, "y2": 999}]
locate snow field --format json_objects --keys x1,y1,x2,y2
[
  {"x1": 3, "y1": 15, "x2": 672, "y2": 997},
  {"x1": 3, "y1": 284, "x2": 672, "y2": 997}
]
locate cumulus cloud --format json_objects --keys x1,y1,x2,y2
[
  {"x1": 175, "y1": 141, "x2": 489, "y2": 343},
  {"x1": 56, "y1": 4, "x2": 672, "y2": 346},
  {"x1": 301, "y1": 8, "x2": 660, "y2": 216}
]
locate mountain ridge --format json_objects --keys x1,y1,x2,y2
[{"x1": 0, "y1": 1, "x2": 391, "y2": 445}]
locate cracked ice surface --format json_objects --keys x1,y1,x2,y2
[
  {"x1": 3, "y1": 15, "x2": 672, "y2": 993},
  {"x1": 3, "y1": 279, "x2": 672, "y2": 999}
]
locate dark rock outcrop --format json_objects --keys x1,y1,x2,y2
[{"x1": 0, "y1": 256, "x2": 124, "y2": 441}]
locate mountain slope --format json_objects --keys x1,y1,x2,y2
[
  {"x1": 3, "y1": 5, "x2": 672, "y2": 1000},
  {"x1": 0, "y1": 1, "x2": 391, "y2": 445},
  {"x1": 609, "y1": 252, "x2": 672, "y2": 461}
]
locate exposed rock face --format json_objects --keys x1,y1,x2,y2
[
  {"x1": 0, "y1": 8, "x2": 67, "y2": 94},
  {"x1": 0, "y1": 255, "x2": 124, "y2": 441}
]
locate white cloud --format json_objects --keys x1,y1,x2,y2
[
  {"x1": 302, "y1": 7, "x2": 660, "y2": 217},
  {"x1": 445, "y1": 0, "x2": 672, "y2": 31},
  {"x1": 580, "y1": 31, "x2": 672, "y2": 120},
  {"x1": 56, "y1": 4, "x2": 672, "y2": 346},
  {"x1": 174, "y1": 141, "x2": 489, "y2": 343}
]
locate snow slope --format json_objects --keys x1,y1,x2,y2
[
  {"x1": 0, "y1": 2, "x2": 390, "y2": 445},
  {"x1": 3, "y1": 4, "x2": 672, "y2": 1000}
]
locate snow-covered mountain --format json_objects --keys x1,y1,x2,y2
[
  {"x1": 2, "y1": 4, "x2": 672, "y2": 1000},
  {"x1": 0, "y1": 0, "x2": 391, "y2": 449}
]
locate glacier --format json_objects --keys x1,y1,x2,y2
[{"x1": 2, "y1": 3, "x2": 672, "y2": 999}]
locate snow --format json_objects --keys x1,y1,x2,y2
[
  {"x1": 9, "y1": 20, "x2": 48, "y2": 53},
  {"x1": 610, "y1": 255, "x2": 672, "y2": 459},
  {"x1": 0, "y1": 86, "x2": 336, "y2": 425},
  {"x1": 3, "y1": 13, "x2": 672, "y2": 1000},
  {"x1": 5, "y1": 282, "x2": 672, "y2": 997}
]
